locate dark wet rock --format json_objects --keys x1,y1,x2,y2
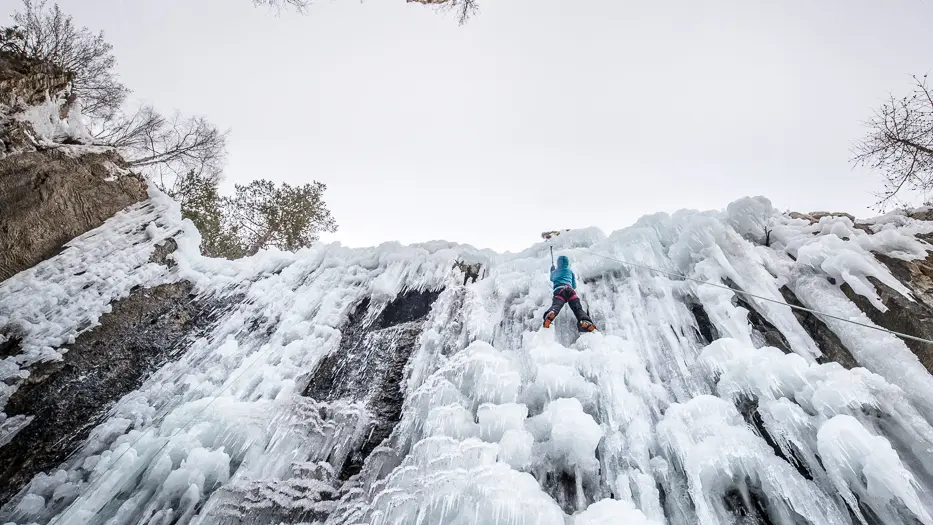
[
  {"x1": 739, "y1": 296, "x2": 792, "y2": 353},
  {"x1": 215, "y1": 289, "x2": 445, "y2": 524},
  {"x1": 873, "y1": 252, "x2": 933, "y2": 311},
  {"x1": 453, "y1": 261, "x2": 483, "y2": 286},
  {"x1": 689, "y1": 302, "x2": 719, "y2": 345},
  {"x1": 734, "y1": 395, "x2": 814, "y2": 483},
  {"x1": 377, "y1": 290, "x2": 441, "y2": 329},
  {"x1": 0, "y1": 331, "x2": 21, "y2": 360},
  {"x1": 716, "y1": 279, "x2": 861, "y2": 370},
  {"x1": 779, "y1": 287, "x2": 859, "y2": 370},
  {"x1": 722, "y1": 483, "x2": 777, "y2": 525},
  {"x1": 148, "y1": 238, "x2": 179, "y2": 267},
  {"x1": 0, "y1": 280, "x2": 229, "y2": 506},
  {"x1": 541, "y1": 468, "x2": 596, "y2": 515},
  {"x1": 303, "y1": 289, "x2": 441, "y2": 480},
  {"x1": 0, "y1": 149, "x2": 147, "y2": 282},
  {"x1": 723, "y1": 279, "x2": 792, "y2": 353},
  {"x1": 839, "y1": 276, "x2": 933, "y2": 375},
  {"x1": 908, "y1": 208, "x2": 933, "y2": 222}
]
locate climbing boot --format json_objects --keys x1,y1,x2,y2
[
  {"x1": 543, "y1": 311, "x2": 557, "y2": 329},
  {"x1": 578, "y1": 320, "x2": 597, "y2": 333}
]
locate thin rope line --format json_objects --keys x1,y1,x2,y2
[
  {"x1": 578, "y1": 249, "x2": 933, "y2": 346},
  {"x1": 49, "y1": 340, "x2": 278, "y2": 524}
]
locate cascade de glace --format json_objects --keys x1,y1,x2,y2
[{"x1": 2, "y1": 192, "x2": 933, "y2": 525}]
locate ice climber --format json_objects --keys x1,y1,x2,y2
[{"x1": 543, "y1": 255, "x2": 598, "y2": 332}]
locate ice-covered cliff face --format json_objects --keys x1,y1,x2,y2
[
  {"x1": 0, "y1": 51, "x2": 148, "y2": 282},
  {"x1": 2, "y1": 192, "x2": 933, "y2": 525}
]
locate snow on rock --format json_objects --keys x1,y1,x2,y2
[
  {"x1": 11, "y1": 94, "x2": 95, "y2": 148},
  {"x1": 0, "y1": 190, "x2": 183, "y2": 367},
  {"x1": 0, "y1": 188, "x2": 187, "y2": 438},
  {"x1": 2, "y1": 194, "x2": 933, "y2": 525},
  {"x1": 788, "y1": 271, "x2": 933, "y2": 414}
]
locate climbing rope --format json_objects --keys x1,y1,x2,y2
[{"x1": 576, "y1": 249, "x2": 933, "y2": 346}]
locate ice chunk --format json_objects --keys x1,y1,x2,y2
[
  {"x1": 726, "y1": 196, "x2": 776, "y2": 246},
  {"x1": 498, "y1": 429, "x2": 535, "y2": 470},
  {"x1": 528, "y1": 398, "x2": 603, "y2": 475},
  {"x1": 818, "y1": 415, "x2": 933, "y2": 525},
  {"x1": 441, "y1": 341, "x2": 523, "y2": 407},
  {"x1": 360, "y1": 437, "x2": 565, "y2": 525},
  {"x1": 521, "y1": 363, "x2": 598, "y2": 414},
  {"x1": 424, "y1": 404, "x2": 479, "y2": 440},
  {"x1": 658, "y1": 396, "x2": 849, "y2": 525},
  {"x1": 573, "y1": 498, "x2": 661, "y2": 525},
  {"x1": 15, "y1": 493, "x2": 46, "y2": 516},
  {"x1": 795, "y1": 233, "x2": 915, "y2": 311},
  {"x1": 477, "y1": 403, "x2": 528, "y2": 442}
]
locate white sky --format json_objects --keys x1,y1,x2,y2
[{"x1": 9, "y1": 0, "x2": 933, "y2": 251}]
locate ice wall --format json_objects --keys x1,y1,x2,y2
[{"x1": 2, "y1": 195, "x2": 933, "y2": 525}]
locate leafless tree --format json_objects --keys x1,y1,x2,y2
[
  {"x1": 91, "y1": 105, "x2": 228, "y2": 191},
  {"x1": 2, "y1": 0, "x2": 128, "y2": 119},
  {"x1": 251, "y1": 0, "x2": 309, "y2": 12},
  {"x1": 854, "y1": 73, "x2": 933, "y2": 209},
  {"x1": 407, "y1": 0, "x2": 479, "y2": 25},
  {"x1": 89, "y1": 104, "x2": 161, "y2": 148},
  {"x1": 251, "y1": 0, "x2": 478, "y2": 24},
  {"x1": 2, "y1": 1, "x2": 227, "y2": 194}
]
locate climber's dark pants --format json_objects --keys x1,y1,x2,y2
[{"x1": 546, "y1": 286, "x2": 592, "y2": 324}]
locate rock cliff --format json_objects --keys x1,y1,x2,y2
[{"x1": 0, "y1": 50, "x2": 147, "y2": 282}]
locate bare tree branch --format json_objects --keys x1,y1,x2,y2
[
  {"x1": 251, "y1": 0, "x2": 309, "y2": 13},
  {"x1": 251, "y1": 0, "x2": 479, "y2": 24},
  {"x1": 407, "y1": 0, "x2": 479, "y2": 25},
  {"x1": 2, "y1": 0, "x2": 128, "y2": 119},
  {"x1": 91, "y1": 104, "x2": 228, "y2": 189},
  {"x1": 854, "y1": 73, "x2": 933, "y2": 210}
]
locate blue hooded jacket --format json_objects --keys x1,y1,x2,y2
[{"x1": 550, "y1": 255, "x2": 576, "y2": 291}]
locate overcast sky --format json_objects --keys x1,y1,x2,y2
[{"x1": 9, "y1": 0, "x2": 933, "y2": 251}]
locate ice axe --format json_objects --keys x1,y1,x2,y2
[{"x1": 541, "y1": 229, "x2": 571, "y2": 269}]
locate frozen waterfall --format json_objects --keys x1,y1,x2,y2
[{"x1": 2, "y1": 191, "x2": 933, "y2": 525}]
